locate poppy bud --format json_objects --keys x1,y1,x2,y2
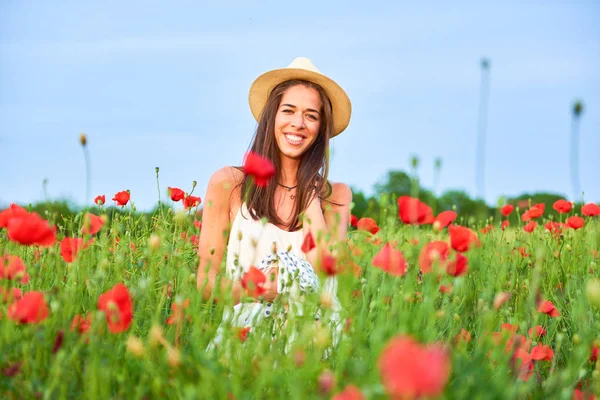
[
  {"x1": 79, "y1": 133, "x2": 87, "y2": 146},
  {"x1": 314, "y1": 325, "x2": 331, "y2": 349},
  {"x1": 127, "y1": 336, "x2": 145, "y2": 357},
  {"x1": 586, "y1": 279, "x2": 600, "y2": 308},
  {"x1": 318, "y1": 370, "x2": 335, "y2": 394},
  {"x1": 155, "y1": 167, "x2": 160, "y2": 174},
  {"x1": 148, "y1": 234, "x2": 160, "y2": 251},
  {"x1": 321, "y1": 293, "x2": 333, "y2": 309},
  {"x1": 572, "y1": 334, "x2": 581, "y2": 345},
  {"x1": 410, "y1": 155, "x2": 419, "y2": 168},
  {"x1": 149, "y1": 325, "x2": 165, "y2": 347},
  {"x1": 167, "y1": 347, "x2": 181, "y2": 367},
  {"x1": 293, "y1": 349, "x2": 305, "y2": 367},
  {"x1": 573, "y1": 100, "x2": 584, "y2": 117}
]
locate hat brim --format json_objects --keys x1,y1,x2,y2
[{"x1": 248, "y1": 68, "x2": 351, "y2": 137}]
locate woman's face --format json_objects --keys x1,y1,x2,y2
[{"x1": 273, "y1": 84, "x2": 322, "y2": 161}]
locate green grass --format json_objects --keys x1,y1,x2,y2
[{"x1": 1, "y1": 204, "x2": 599, "y2": 399}]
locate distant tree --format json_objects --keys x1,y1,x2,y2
[
  {"x1": 373, "y1": 171, "x2": 413, "y2": 197},
  {"x1": 350, "y1": 187, "x2": 369, "y2": 218}
]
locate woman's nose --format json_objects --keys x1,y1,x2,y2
[{"x1": 290, "y1": 113, "x2": 305, "y2": 129}]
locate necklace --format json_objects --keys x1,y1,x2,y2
[{"x1": 277, "y1": 182, "x2": 298, "y2": 200}]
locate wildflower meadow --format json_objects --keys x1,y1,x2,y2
[{"x1": 1, "y1": 164, "x2": 600, "y2": 399}]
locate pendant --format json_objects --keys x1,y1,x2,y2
[{"x1": 290, "y1": 194, "x2": 296, "y2": 200}]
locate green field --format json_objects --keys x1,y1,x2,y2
[{"x1": 1, "y1": 198, "x2": 599, "y2": 399}]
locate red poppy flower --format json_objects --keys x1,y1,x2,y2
[
  {"x1": 493, "y1": 292, "x2": 512, "y2": 309},
  {"x1": 545, "y1": 221, "x2": 565, "y2": 236},
  {"x1": 573, "y1": 387, "x2": 596, "y2": 400},
  {"x1": 566, "y1": 216, "x2": 585, "y2": 230},
  {"x1": 447, "y1": 253, "x2": 468, "y2": 277},
  {"x1": 418, "y1": 241, "x2": 450, "y2": 273},
  {"x1": 60, "y1": 237, "x2": 92, "y2": 263},
  {"x1": 241, "y1": 266, "x2": 266, "y2": 298},
  {"x1": 454, "y1": 328, "x2": 471, "y2": 344},
  {"x1": 194, "y1": 220, "x2": 202, "y2": 230},
  {"x1": 168, "y1": 187, "x2": 185, "y2": 202},
  {"x1": 6, "y1": 212, "x2": 57, "y2": 247},
  {"x1": 0, "y1": 255, "x2": 29, "y2": 284},
  {"x1": 332, "y1": 385, "x2": 364, "y2": 400},
  {"x1": 591, "y1": 342, "x2": 598, "y2": 362},
  {"x1": 97, "y1": 283, "x2": 133, "y2": 333},
  {"x1": 0, "y1": 203, "x2": 29, "y2": 228},
  {"x1": 189, "y1": 235, "x2": 200, "y2": 247},
  {"x1": 237, "y1": 326, "x2": 251, "y2": 342},
  {"x1": 166, "y1": 299, "x2": 191, "y2": 325},
  {"x1": 0, "y1": 287, "x2": 23, "y2": 303},
  {"x1": 301, "y1": 231, "x2": 316, "y2": 253},
  {"x1": 501, "y1": 323, "x2": 519, "y2": 333},
  {"x1": 522, "y1": 204, "x2": 544, "y2": 221},
  {"x1": 242, "y1": 151, "x2": 276, "y2": 187},
  {"x1": 320, "y1": 254, "x2": 339, "y2": 276},
  {"x1": 500, "y1": 204, "x2": 514, "y2": 217},
  {"x1": 552, "y1": 199, "x2": 572, "y2": 213},
  {"x1": 448, "y1": 225, "x2": 479, "y2": 253},
  {"x1": 372, "y1": 242, "x2": 407, "y2": 276},
  {"x1": 531, "y1": 343, "x2": 554, "y2": 361},
  {"x1": 439, "y1": 284, "x2": 452, "y2": 293},
  {"x1": 582, "y1": 203, "x2": 600, "y2": 217},
  {"x1": 501, "y1": 220, "x2": 509, "y2": 230},
  {"x1": 378, "y1": 335, "x2": 451, "y2": 399},
  {"x1": 356, "y1": 217, "x2": 379, "y2": 235},
  {"x1": 81, "y1": 213, "x2": 104, "y2": 235},
  {"x1": 518, "y1": 247, "x2": 530, "y2": 257},
  {"x1": 112, "y1": 190, "x2": 130, "y2": 206},
  {"x1": 94, "y1": 195, "x2": 106, "y2": 206},
  {"x1": 7, "y1": 291, "x2": 49, "y2": 324},
  {"x1": 480, "y1": 225, "x2": 493, "y2": 234},
  {"x1": 183, "y1": 195, "x2": 202, "y2": 209},
  {"x1": 537, "y1": 300, "x2": 560, "y2": 318},
  {"x1": 70, "y1": 314, "x2": 92, "y2": 334},
  {"x1": 513, "y1": 348, "x2": 534, "y2": 382},
  {"x1": 528, "y1": 325, "x2": 546, "y2": 338},
  {"x1": 397, "y1": 196, "x2": 434, "y2": 225},
  {"x1": 433, "y1": 210, "x2": 456, "y2": 229},
  {"x1": 350, "y1": 214, "x2": 358, "y2": 227},
  {"x1": 523, "y1": 221, "x2": 537, "y2": 233}
]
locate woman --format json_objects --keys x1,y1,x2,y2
[{"x1": 197, "y1": 57, "x2": 352, "y2": 351}]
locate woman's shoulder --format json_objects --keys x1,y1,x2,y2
[
  {"x1": 325, "y1": 181, "x2": 353, "y2": 205},
  {"x1": 205, "y1": 166, "x2": 245, "y2": 207},
  {"x1": 208, "y1": 166, "x2": 245, "y2": 187}
]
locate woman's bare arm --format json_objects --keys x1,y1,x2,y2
[
  {"x1": 302, "y1": 182, "x2": 352, "y2": 271},
  {"x1": 196, "y1": 167, "x2": 278, "y2": 303},
  {"x1": 196, "y1": 167, "x2": 244, "y2": 303}
]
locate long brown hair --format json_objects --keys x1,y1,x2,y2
[{"x1": 239, "y1": 79, "x2": 334, "y2": 231}]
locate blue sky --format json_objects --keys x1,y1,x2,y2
[{"x1": 1, "y1": 0, "x2": 598, "y2": 211}]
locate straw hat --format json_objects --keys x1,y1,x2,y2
[{"x1": 248, "y1": 57, "x2": 352, "y2": 137}]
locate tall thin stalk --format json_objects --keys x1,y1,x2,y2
[
  {"x1": 80, "y1": 133, "x2": 91, "y2": 205},
  {"x1": 570, "y1": 100, "x2": 584, "y2": 202},
  {"x1": 475, "y1": 58, "x2": 491, "y2": 201}
]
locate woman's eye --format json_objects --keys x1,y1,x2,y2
[
  {"x1": 306, "y1": 114, "x2": 318, "y2": 121},
  {"x1": 282, "y1": 109, "x2": 293, "y2": 113}
]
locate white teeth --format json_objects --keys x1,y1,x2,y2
[{"x1": 285, "y1": 134, "x2": 304, "y2": 144}]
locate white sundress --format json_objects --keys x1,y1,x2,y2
[{"x1": 207, "y1": 203, "x2": 343, "y2": 353}]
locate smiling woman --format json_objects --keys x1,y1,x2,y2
[{"x1": 196, "y1": 57, "x2": 353, "y2": 352}]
